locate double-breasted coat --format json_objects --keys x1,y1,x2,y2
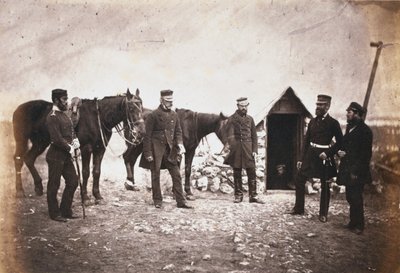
[
  {"x1": 46, "y1": 107, "x2": 78, "y2": 218},
  {"x1": 337, "y1": 120, "x2": 373, "y2": 185},
  {"x1": 300, "y1": 114, "x2": 343, "y2": 179},
  {"x1": 139, "y1": 105, "x2": 183, "y2": 170},
  {"x1": 223, "y1": 110, "x2": 258, "y2": 169}
]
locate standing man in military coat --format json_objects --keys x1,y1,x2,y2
[
  {"x1": 337, "y1": 102, "x2": 373, "y2": 235},
  {"x1": 46, "y1": 89, "x2": 80, "y2": 222},
  {"x1": 223, "y1": 97, "x2": 264, "y2": 204},
  {"x1": 139, "y1": 90, "x2": 192, "y2": 209},
  {"x1": 288, "y1": 94, "x2": 343, "y2": 222}
]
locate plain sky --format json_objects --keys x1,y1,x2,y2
[{"x1": 1, "y1": 0, "x2": 399, "y2": 121}]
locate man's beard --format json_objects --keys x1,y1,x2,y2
[
  {"x1": 240, "y1": 109, "x2": 247, "y2": 115},
  {"x1": 58, "y1": 102, "x2": 68, "y2": 111},
  {"x1": 315, "y1": 108, "x2": 326, "y2": 117},
  {"x1": 347, "y1": 117, "x2": 361, "y2": 126}
]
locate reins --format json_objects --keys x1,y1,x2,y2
[{"x1": 95, "y1": 96, "x2": 144, "y2": 155}]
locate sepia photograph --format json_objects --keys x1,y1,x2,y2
[{"x1": 0, "y1": 0, "x2": 399, "y2": 272}]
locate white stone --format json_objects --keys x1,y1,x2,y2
[
  {"x1": 196, "y1": 176, "x2": 209, "y2": 191},
  {"x1": 209, "y1": 177, "x2": 221, "y2": 192}
]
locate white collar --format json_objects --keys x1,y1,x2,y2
[
  {"x1": 52, "y1": 105, "x2": 62, "y2": 112},
  {"x1": 318, "y1": 112, "x2": 328, "y2": 120}
]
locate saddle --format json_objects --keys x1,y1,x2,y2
[{"x1": 66, "y1": 97, "x2": 82, "y2": 128}]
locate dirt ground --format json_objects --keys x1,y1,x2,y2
[{"x1": 1, "y1": 140, "x2": 400, "y2": 273}]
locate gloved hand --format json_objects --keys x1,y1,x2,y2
[
  {"x1": 69, "y1": 146, "x2": 80, "y2": 157},
  {"x1": 69, "y1": 145, "x2": 75, "y2": 157},
  {"x1": 337, "y1": 150, "x2": 346, "y2": 158},
  {"x1": 252, "y1": 152, "x2": 257, "y2": 158},
  {"x1": 72, "y1": 138, "x2": 80, "y2": 149},
  {"x1": 178, "y1": 144, "x2": 186, "y2": 155},
  {"x1": 296, "y1": 161, "x2": 302, "y2": 170},
  {"x1": 146, "y1": 156, "x2": 154, "y2": 162}
]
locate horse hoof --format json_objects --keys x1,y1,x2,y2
[
  {"x1": 83, "y1": 199, "x2": 92, "y2": 207},
  {"x1": 34, "y1": 187, "x2": 43, "y2": 196},
  {"x1": 95, "y1": 199, "x2": 105, "y2": 205},
  {"x1": 186, "y1": 194, "x2": 196, "y2": 201},
  {"x1": 124, "y1": 181, "x2": 140, "y2": 191}
]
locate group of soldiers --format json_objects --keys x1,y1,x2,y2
[
  {"x1": 46, "y1": 88, "x2": 373, "y2": 236},
  {"x1": 287, "y1": 95, "x2": 372, "y2": 236}
]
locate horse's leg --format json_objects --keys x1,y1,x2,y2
[
  {"x1": 92, "y1": 148, "x2": 106, "y2": 203},
  {"x1": 123, "y1": 145, "x2": 133, "y2": 181},
  {"x1": 80, "y1": 145, "x2": 92, "y2": 205},
  {"x1": 184, "y1": 148, "x2": 196, "y2": 199},
  {"x1": 123, "y1": 144, "x2": 142, "y2": 191},
  {"x1": 24, "y1": 139, "x2": 49, "y2": 196},
  {"x1": 14, "y1": 138, "x2": 28, "y2": 198}
]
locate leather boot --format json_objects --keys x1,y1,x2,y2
[
  {"x1": 233, "y1": 169, "x2": 243, "y2": 203},
  {"x1": 249, "y1": 179, "x2": 264, "y2": 204}
]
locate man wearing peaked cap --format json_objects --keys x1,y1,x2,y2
[
  {"x1": 288, "y1": 94, "x2": 343, "y2": 223},
  {"x1": 46, "y1": 89, "x2": 81, "y2": 222},
  {"x1": 316, "y1": 94, "x2": 331, "y2": 104},
  {"x1": 51, "y1": 88, "x2": 68, "y2": 102},
  {"x1": 346, "y1": 101, "x2": 365, "y2": 116},
  {"x1": 337, "y1": 102, "x2": 372, "y2": 235},
  {"x1": 139, "y1": 89, "x2": 193, "y2": 209},
  {"x1": 236, "y1": 97, "x2": 249, "y2": 106},
  {"x1": 160, "y1": 89, "x2": 174, "y2": 102},
  {"x1": 222, "y1": 97, "x2": 265, "y2": 204}
]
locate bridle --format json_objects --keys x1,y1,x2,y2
[
  {"x1": 96, "y1": 95, "x2": 144, "y2": 149},
  {"x1": 123, "y1": 95, "x2": 144, "y2": 146}
]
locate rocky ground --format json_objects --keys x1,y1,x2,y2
[{"x1": 1, "y1": 145, "x2": 399, "y2": 273}]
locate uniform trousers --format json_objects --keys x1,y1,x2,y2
[
  {"x1": 46, "y1": 157, "x2": 78, "y2": 218},
  {"x1": 294, "y1": 173, "x2": 330, "y2": 216},
  {"x1": 150, "y1": 146, "x2": 185, "y2": 205},
  {"x1": 345, "y1": 183, "x2": 365, "y2": 230}
]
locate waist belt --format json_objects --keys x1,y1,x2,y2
[{"x1": 310, "y1": 142, "x2": 331, "y2": 149}]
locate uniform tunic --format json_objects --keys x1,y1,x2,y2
[
  {"x1": 337, "y1": 120, "x2": 373, "y2": 230},
  {"x1": 223, "y1": 111, "x2": 258, "y2": 169},
  {"x1": 46, "y1": 107, "x2": 78, "y2": 219},
  {"x1": 300, "y1": 114, "x2": 343, "y2": 179},
  {"x1": 139, "y1": 105, "x2": 185, "y2": 204}
]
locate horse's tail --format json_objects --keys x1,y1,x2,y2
[{"x1": 12, "y1": 104, "x2": 30, "y2": 160}]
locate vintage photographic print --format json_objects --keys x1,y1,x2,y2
[{"x1": 0, "y1": 0, "x2": 399, "y2": 272}]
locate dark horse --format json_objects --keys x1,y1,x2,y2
[
  {"x1": 122, "y1": 108, "x2": 228, "y2": 197},
  {"x1": 13, "y1": 89, "x2": 144, "y2": 204}
]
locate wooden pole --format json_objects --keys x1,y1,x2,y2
[{"x1": 363, "y1": 41, "x2": 383, "y2": 119}]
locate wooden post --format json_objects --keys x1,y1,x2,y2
[{"x1": 363, "y1": 41, "x2": 383, "y2": 119}]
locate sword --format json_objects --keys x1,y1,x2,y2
[{"x1": 73, "y1": 149, "x2": 86, "y2": 219}]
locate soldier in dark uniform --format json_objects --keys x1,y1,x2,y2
[
  {"x1": 288, "y1": 94, "x2": 343, "y2": 222},
  {"x1": 46, "y1": 89, "x2": 80, "y2": 222},
  {"x1": 139, "y1": 90, "x2": 192, "y2": 209},
  {"x1": 222, "y1": 97, "x2": 264, "y2": 204},
  {"x1": 337, "y1": 102, "x2": 372, "y2": 235}
]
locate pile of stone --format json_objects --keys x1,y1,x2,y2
[{"x1": 191, "y1": 131, "x2": 266, "y2": 195}]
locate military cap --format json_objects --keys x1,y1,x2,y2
[
  {"x1": 236, "y1": 97, "x2": 249, "y2": 106},
  {"x1": 160, "y1": 90, "x2": 173, "y2": 101},
  {"x1": 346, "y1": 101, "x2": 365, "y2": 115},
  {"x1": 316, "y1": 94, "x2": 332, "y2": 104},
  {"x1": 51, "y1": 89, "x2": 68, "y2": 101}
]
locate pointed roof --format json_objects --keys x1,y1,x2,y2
[{"x1": 253, "y1": 87, "x2": 312, "y2": 125}]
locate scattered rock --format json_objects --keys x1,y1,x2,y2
[
  {"x1": 162, "y1": 264, "x2": 175, "y2": 271},
  {"x1": 202, "y1": 254, "x2": 211, "y2": 261}
]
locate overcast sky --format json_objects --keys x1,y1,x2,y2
[{"x1": 1, "y1": 0, "x2": 399, "y2": 121}]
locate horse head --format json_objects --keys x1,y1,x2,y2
[
  {"x1": 124, "y1": 88, "x2": 145, "y2": 146},
  {"x1": 215, "y1": 112, "x2": 229, "y2": 145},
  {"x1": 67, "y1": 97, "x2": 82, "y2": 128}
]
